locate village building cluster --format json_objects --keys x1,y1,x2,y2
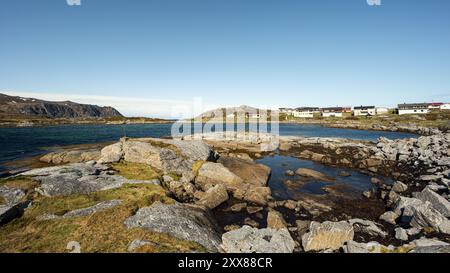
[{"x1": 279, "y1": 102, "x2": 450, "y2": 118}]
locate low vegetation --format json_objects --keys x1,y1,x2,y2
[
  {"x1": 0, "y1": 176, "x2": 39, "y2": 191},
  {"x1": 0, "y1": 116, "x2": 173, "y2": 127},
  {"x1": 191, "y1": 160, "x2": 205, "y2": 175},
  {"x1": 111, "y1": 161, "x2": 160, "y2": 180},
  {"x1": 0, "y1": 183, "x2": 205, "y2": 253}
]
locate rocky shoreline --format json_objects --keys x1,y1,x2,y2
[
  {"x1": 0, "y1": 118, "x2": 174, "y2": 128},
  {"x1": 0, "y1": 131, "x2": 449, "y2": 253},
  {"x1": 280, "y1": 120, "x2": 443, "y2": 136}
]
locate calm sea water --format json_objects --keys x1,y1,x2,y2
[
  {"x1": 0, "y1": 123, "x2": 416, "y2": 172},
  {"x1": 256, "y1": 155, "x2": 392, "y2": 200}
]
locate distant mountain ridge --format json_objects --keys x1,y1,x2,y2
[{"x1": 0, "y1": 93, "x2": 123, "y2": 119}]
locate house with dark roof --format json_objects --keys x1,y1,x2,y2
[
  {"x1": 353, "y1": 105, "x2": 376, "y2": 116},
  {"x1": 398, "y1": 103, "x2": 429, "y2": 115},
  {"x1": 293, "y1": 107, "x2": 320, "y2": 118},
  {"x1": 321, "y1": 107, "x2": 343, "y2": 118}
]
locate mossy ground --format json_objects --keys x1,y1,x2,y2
[
  {"x1": 191, "y1": 160, "x2": 205, "y2": 175},
  {"x1": 0, "y1": 176, "x2": 39, "y2": 191},
  {"x1": 111, "y1": 161, "x2": 160, "y2": 180},
  {"x1": 0, "y1": 180, "x2": 205, "y2": 253}
]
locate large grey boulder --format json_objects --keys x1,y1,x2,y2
[
  {"x1": 124, "y1": 202, "x2": 222, "y2": 253},
  {"x1": 40, "y1": 149, "x2": 101, "y2": 164},
  {"x1": 221, "y1": 225, "x2": 295, "y2": 253},
  {"x1": 414, "y1": 187, "x2": 450, "y2": 217},
  {"x1": 267, "y1": 209, "x2": 288, "y2": 230},
  {"x1": 38, "y1": 200, "x2": 122, "y2": 220},
  {"x1": 409, "y1": 202, "x2": 450, "y2": 234},
  {"x1": 394, "y1": 196, "x2": 450, "y2": 234},
  {"x1": 100, "y1": 138, "x2": 216, "y2": 174},
  {"x1": 0, "y1": 186, "x2": 25, "y2": 206},
  {"x1": 0, "y1": 186, "x2": 29, "y2": 226},
  {"x1": 196, "y1": 184, "x2": 229, "y2": 209},
  {"x1": 394, "y1": 227, "x2": 408, "y2": 241},
  {"x1": 410, "y1": 237, "x2": 450, "y2": 248},
  {"x1": 0, "y1": 201, "x2": 30, "y2": 226},
  {"x1": 99, "y1": 142, "x2": 123, "y2": 163},
  {"x1": 343, "y1": 241, "x2": 393, "y2": 253},
  {"x1": 195, "y1": 162, "x2": 244, "y2": 191},
  {"x1": 65, "y1": 200, "x2": 122, "y2": 217},
  {"x1": 410, "y1": 245, "x2": 450, "y2": 253},
  {"x1": 217, "y1": 156, "x2": 271, "y2": 187},
  {"x1": 295, "y1": 168, "x2": 335, "y2": 182},
  {"x1": 392, "y1": 181, "x2": 408, "y2": 193},
  {"x1": 393, "y1": 196, "x2": 424, "y2": 216},
  {"x1": 18, "y1": 163, "x2": 160, "y2": 197},
  {"x1": 195, "y1": 162, "x2": 271, "y2": 206},
  {"x1": 302, "y1": 221, "x2": 354, "y2": 252},
  {"x1": 348, "y1": 219, "x2": 387, "y2": 237},
  {"x1": 379, "y1": 211, "x2": 399, "y2": 225}
]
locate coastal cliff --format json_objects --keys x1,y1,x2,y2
[{"x1": 0, "y1": 93, "x2": 123, "y2": 119}]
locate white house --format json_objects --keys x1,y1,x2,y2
[
  {"x1": 440, "y1": 103, "x2": 450, "y2": 110},
  {"x1": 353, "y1": 106, "x2": 376, "y2": 116},
  {"x1": 279, "y1": 108, "x2": 295, "y2": 115},
  {"x1": 398, "y1": 103, "x2": 429, "y2": 115},
  {"x1": 427, "y1": 102, "x2": 443, "y2": 109},
  {"x1": 293, "y1": 107, "x2": 319, "y2": 118},
  {"x1": 321, "y1": 107, "x2": 343, "y2": 118},
  {"x1": 376, "y1": 107, "x2": 389, "y2": 115}
]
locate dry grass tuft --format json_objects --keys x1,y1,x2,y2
[
  {"x1": 111, "y1": 161, "x2": 160, "y2": 180},
  {"x1": 0, "y1": 184, "x2": 204, "y2": 253}
]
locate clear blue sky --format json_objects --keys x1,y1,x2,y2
[{"x1": 1, "y1": 0, "x2": 450, "y2": 117}]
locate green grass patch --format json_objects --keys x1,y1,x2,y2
[
  {"x1": 111, "y1": 161, "x2": 160, "y2": 180},
  {"x1": 0, "y1": 184, "x2": 205, "y2": 253},
  {"x1": 0, "y1": 176, "x2": 39, "y2": 191},
  {"x1": 166, "y1": 172, "x2": 181, "y2": 181},
  {"x1": 191, "y1": 160, "x2": 205, "y2": 175}
]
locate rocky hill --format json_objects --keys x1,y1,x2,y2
[
  {"x1": 0, "y1": 93, "x2": 123, "y2": 119},
  {"x1": 198, "y1": 105, "x2": 277, "y2": 119}
]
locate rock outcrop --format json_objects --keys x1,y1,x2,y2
[
  {"x1": 18, "y1": 163, "x2": 160, "y2": 197},
  {"x1": 196, "y1": 184, "x2": 229, "y2": 209},
  {"x1": 221, "y1": 225, "x2": 295, "y2": 253},
  {"x1": 38, "y1": 200, "x2": 122, "y2": 220},
  {"x1": 393, "y1": 196, "x2": 450, "y2": 234},
  {"x1": 348, "y1": 218, "x2": 387, "y2": 238},
  {"x1": 182, "y1": 132, "x2": 279, "y2": 153},
  {"x1": 217, "y1": 156, "x2": 271, "y2": 187},
  {"x1": 99, "y1": 138, "x2": 217, "y2": 174},
  {"x1": 267, "y1": 209, "x2": 288, "y2": 230},
  {"x1": 124, "y1": 202, "x2": 222, "y2": 252},
  {"x1": 40, "y1": 150, "x2": 101, "y2": 165},
  {"x1": 301, "y1": 221, "x2": 354, "y2": 252},
  {"x1": 0, "y1": 186, "x2": 30, "y2": 226},
  {"x1": 295, "y1": 168, "x2": 335, "y2": 182},
  {"x1": 0, "y1": 93, "x2": 123, "y2": 119},
  {"x1": 414, "y1": 187, "x2": 450, "y2": 217},
  {"x1": 195, "y1": 162, "x2": 272, "y2": 206}
]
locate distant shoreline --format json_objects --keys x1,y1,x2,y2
[
  {"x1": 0, "y1": 117, "x2": 176, "y2": 128},
  {"x1": 1, "y1": 113, "x2": 446, "y2": 136}
]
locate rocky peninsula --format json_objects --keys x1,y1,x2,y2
[{"x1": 0, "y1": 131, "x2": 449, "y2": 253}]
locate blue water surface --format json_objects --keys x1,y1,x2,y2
[{"x1": 0, "y1": 123, "x2": 416, "y2": 171}]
